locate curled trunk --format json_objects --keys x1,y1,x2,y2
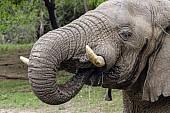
[
  {"x1": 29, "y1": 29, "x2": 87, "y2": 104},
  {"x1": 28, "y1": 11, "x2": 116, "y2": 105},
  {"x1": 29, "y1": 22, "x2": 91, "y2": 104}
]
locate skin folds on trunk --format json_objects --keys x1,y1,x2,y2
[
  {"x1": 28, "y1": 11, "x2": 116, "y2": 105},
  {"x1": 28, "y1": 29, "x2": 91, "y2": 105},
  {"x1": 29, "y1": 60, "x2": 93, "y2": 105},
  {"x1": 28, "y1": 23, "x2": 91, "y2": 105}
]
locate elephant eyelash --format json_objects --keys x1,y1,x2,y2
[
  {"x1": 118, "y1": 27, "x2": 133, "y2": 41},
  {"x1": 119, "y1": 31, "x2": 133, "y2": 40}
]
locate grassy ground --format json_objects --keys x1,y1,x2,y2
[
  {"x1": 0, "y1": 79, "x2": 123, "y2": 113},
  {"x1": 0, "y1": 44, "x2": 33, "y2": 53}
]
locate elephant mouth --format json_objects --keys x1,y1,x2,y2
[
  {"x1": 106, "y1": 40, "x2": 148, "y2": 89},
  {"x1": 113, "y1": 54, "x2": 144, "y2": 89},
  {"x1": 86, "y1": 39, "x2": 148, "y2": 89}
]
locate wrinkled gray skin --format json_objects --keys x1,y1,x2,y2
[{"x1": 28, "y1": 0, "x2": 170, "y2": 112}]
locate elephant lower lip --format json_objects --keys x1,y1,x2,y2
[
  {"x1": 101, "y1": 59, "x2": 140, "y2": 89},
  {"x1": 114, "y1": 62, "x2": 140, "y2": 89},
  {"x1": 115, "y1": 40, "x2": 148, "y2": 89}
]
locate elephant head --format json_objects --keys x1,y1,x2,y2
[{"x1": 26, "y1": 0, "x2": 170, "y2": 105}]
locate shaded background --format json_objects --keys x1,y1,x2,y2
[{"x1": 0, "y1": 0, "x2": 123, "y2": 112}]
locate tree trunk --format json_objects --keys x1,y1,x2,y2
[
  {"x1": 82, "y1": 0, "x2": 89, "y2": 12},
  {"x1": 36, "y1": 11, "x2": 44, "y2": 39},
  {"x1": 43, "y1": 0, "x2": 59, "y2": 29},
  {"x1": 39, "y1": 11, "x2": 44, "y2": 37}
]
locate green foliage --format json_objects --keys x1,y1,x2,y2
[
  {"x1": 0, "y1": 0, "x2": 106, "y2": 44},
  {"x1": 55, "y1": 0, "x2": 85, "y2": 27},
  {"x1": 0, "y1": 0, "x2": 39, "y2": 44},
  {"x1": 88, "y1": 0, "x2": 106, "y2": 9},
  {"x1": 55, "y1": 0, "x2": 106, "y2": 27}
]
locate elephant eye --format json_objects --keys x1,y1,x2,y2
[{"x1": 118, "y1": 27, "x2": 133, "y2": 41}]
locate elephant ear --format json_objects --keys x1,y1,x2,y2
[{"x1": 142, "y1": 33, "x2": 170, "y2": 102}]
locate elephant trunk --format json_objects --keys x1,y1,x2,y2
[
  {"x1": 28, "y1": 25, "x2": 90, "y2": 105},
  {"x1": 28, "y1": 11, "x2": 116, "y2": 105}
]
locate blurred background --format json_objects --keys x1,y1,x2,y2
[{"x1": 0, "y1": 0, "x2": 123, "y2": 112}]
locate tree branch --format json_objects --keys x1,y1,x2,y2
[
  {"x1": 82, "y1": 0, "x2": 89, "y2": 12},
  {"x1": 43, "y1": 0, "x2": 59, "y2": 29}
]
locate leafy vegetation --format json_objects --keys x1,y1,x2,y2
[
  {"x1": 0, "y1": 0, "x2": 38, "y2": 44},
  {"x1": 0, "y1": 0, "x2": 106, "y2": 44},
  {"x1": 55, "y1": 0, "x2": 105, "y2": 27}
]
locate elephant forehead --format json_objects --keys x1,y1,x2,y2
[
  {"x1": 95, "y1": 1, "x2": 144, "y2": 25},
  {"x1": 133, "y1": 17, "x2": 152, "y2": 37},
  {"x1": 96, "y1": 0, "x2": 166, "y2": 25}
]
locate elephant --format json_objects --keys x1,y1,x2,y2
[{"x1": 21, "y1": 0, "x2": 170, "y2": 112}]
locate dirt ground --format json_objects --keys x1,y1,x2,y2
[
  {"x1": 0, "y1": 105, "x2": 67, "y2": 113},
  {"x1": 0, "y1": 101, "x2": 122, "y2": 113},
  {"x1": 0, "y1": 49, "x2": 30, "y2": 80}
]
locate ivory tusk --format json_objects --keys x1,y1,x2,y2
[
  {"x1": 20, "y1": 56, "x2": 29, "y2": 65},
  {"x1": 86, "y1": 45, "x2": 105, "y2": 67}
]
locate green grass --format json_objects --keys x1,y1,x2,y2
[
  {"x1": 0, "y1": 80, "x2": 43, "y2": 109},
  {"x1": 0, "y1": 44, "x2": 33, "y2": 52},
  {"x1": 57, "y1": 71, "x2": 123, "y2": 112},
  {"x1": 0, "y1": 78, "x2": 123, "y2": 112},
  {"x1": 71, "y1": 86, "x2": 123, "y2": 113}
]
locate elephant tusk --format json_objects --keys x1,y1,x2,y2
[
  {"x1": 86, "y1": 45, "x2": 105, "y2": 67},
  {"x1": 20, "y1": 56, "x2": 29, "y2": 65}
]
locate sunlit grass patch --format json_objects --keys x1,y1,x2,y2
[
  {"x1": 0, "y1": 44, "x2": 33, "y2": 52},
  {"x1": 0, "y1": 76, "x2": 123, "y2": 112},
  {"x1": 0, "y1": 80, "x2": 43, "y2": 109},
  {"x1": 70, "y1": 86, "x2": 123, "y2": 113}
]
